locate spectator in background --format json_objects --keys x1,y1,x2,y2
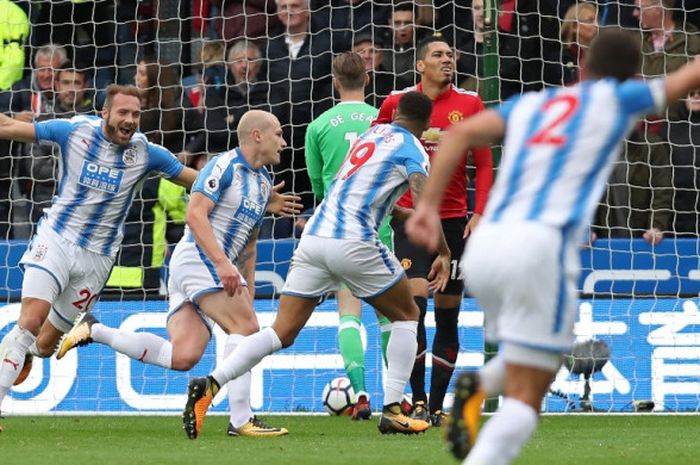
[
  {"x1": 0, "y1": 44, "x2": 68, "y2": 119},
  {"x1": 352, "y1": 33, "x2": 408, "y2": 107},
  {"x1": 53, "y1": 66, "x2": 95, "y2": 116},
  {"x1": 22, "y1": 65, "x2": 96, "y2": 228},
  {"x1": 184, "y1": 41, "x2": 283, "y2": 158},
  {"x1": 0, "y1": 0, "x2": 29, "y2": 91},
  {"x1": 182, "y1": 41, "x2": 227, "y2": 114},
  {"x1": 382, "y1": 2, "x2": 423, "y2": 86},
  {"x1": 135, "y1": 57, "x2": 201, "y2": 155},
  {"x1": 669, "y1": 89, "x2": 700, "y2": 236},
  {"x1": 498, "y1": 0, "x2": 562, "y2": 99},
  {"x1": 213, "y1": 0, "x2": 281, "y2": 44},
  {"x1": 30, "y1": 1, "x2": 116, "y2": 88},
  {"x1": 634, "y1": 0, "x2": 700, "y2": 121},
  {"x1": 560, "y1": 2, "x2": 599, "y2": 85},
  {"x1": 267, "y1": 0, "x2": 333, "y2": 209},
  {"x1": 595, "y1": 0, "x2": 700, "y2": 244},
  {"x1": 455, "y1": 0, "x2": 485, "y2": 92},
  {"x1": 0, "y1": 44, "x2": 68, "y2": 239},
  {"x1": 311, "y1": 0, "x2": 390, "y2": 53}
]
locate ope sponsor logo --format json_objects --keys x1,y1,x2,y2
[{"x1": 79, "y1": 160, "x2": 124, "y2": 193}]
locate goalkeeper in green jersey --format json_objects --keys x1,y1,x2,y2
[{"x1": 303, "y1": 51, "x2": 393, "y2": 420}]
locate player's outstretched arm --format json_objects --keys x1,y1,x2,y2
[
  {"x1": 0, "y1": 111, "x2": 36, "y2": 143},
  {"x1": 187, "y1": 192, "x2": 242, "y2": 296},
  {"x1": 171, "y1": 166, "x2": 199, "y2": 189},
  {"x1": 665, "y1": 57, "x2": 700, "y2": 103}
]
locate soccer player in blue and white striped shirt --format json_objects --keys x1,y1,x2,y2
[
  {"x1": 182, "y1": 91, "x2": 453, "y2": 438},
  {"x1": 408, "y1": 30, "x2": 700, "y2": 465},
  {"x1": 57, "y1": 110, "x2": 295, "y2": 437},
  {"x1": 0, "y1": 85, "x2": 197, "y2": 417}
]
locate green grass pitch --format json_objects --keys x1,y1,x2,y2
[{"x1": 1, "y1": 415, "x2": 698, "y2": 465}]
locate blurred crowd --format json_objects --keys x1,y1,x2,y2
[{"x1": 1, "y1": 0, "x2": 700, "y2": 295}]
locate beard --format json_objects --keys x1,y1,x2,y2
[{"x1": 105, "y1": 118, "x2": 135, "y2": 146}]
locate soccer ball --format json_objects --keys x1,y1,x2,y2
[{"x1": 322, "y1": 377, "x2": 355, "y2": 416}]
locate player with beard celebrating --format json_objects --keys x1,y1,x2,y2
[
  {"x1": 0, "y1": 84, "x2": 199, "y2": 421},
  {"x1": 374, "y1": 36, "x2": 494, "y2": 425},
  {"x1": 0, "y1": 85, "x2": 300, "y2": 430}
]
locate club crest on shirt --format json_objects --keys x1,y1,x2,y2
[
  {"x1": 448, "y1": 110, "x2": 464, "y2": 123},
  {"x1": 122, "y1": 146, "x2": 138, "y2": 166},
  {"x1": 32, "y1": 243, "x2": 48, "y2": 262},
  {"x1": 260, "y1": 180, "x2": 270, "y2": 199}
]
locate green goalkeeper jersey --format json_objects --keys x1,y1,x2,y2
[
  {"x1": 304, "y1": 100, "x2": 394, "y2": 248},
  {"x1": 304, "y1": 101, "x2": 379, "y2": 198}
]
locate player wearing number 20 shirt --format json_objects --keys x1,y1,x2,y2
[{"x1": 23, "y1": 115, "x2": 186, "y2": 332}]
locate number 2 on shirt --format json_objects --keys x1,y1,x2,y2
[
  {"x1": 342, "y1": 141, "x2": 376, "y2": 180},
  {"x1": 527, "y1": 95, "x2": 579, "y2": 146}
]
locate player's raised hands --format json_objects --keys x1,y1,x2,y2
[
  {"x1": 216, "y1": 261, "x2": 243, "y2": 296},
  {"x1": 267, "y1": 181, "x2": 303, "y2": 217}
]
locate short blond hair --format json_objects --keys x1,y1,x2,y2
[
  {"x1": 561, "y1": 3, "x2": 597, "y2": 44},
  {"x1": 200, "y1": 41, "x2": 226, "y2": 67}
]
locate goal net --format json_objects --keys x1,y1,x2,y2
[{"x1": 1, "y1": 0, "x2": 699, "y2": 415}]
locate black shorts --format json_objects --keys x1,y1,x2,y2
[{"x1": 390, "y1": 216, "x2": 467, "y2": 295}]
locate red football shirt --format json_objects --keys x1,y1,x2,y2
[{"x1": 374, "y1": 83, "x2": 494, "y2": 219}]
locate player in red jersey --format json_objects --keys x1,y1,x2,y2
[{"x1": 374, "y1": 35, "x2": 494, "y2": 425}]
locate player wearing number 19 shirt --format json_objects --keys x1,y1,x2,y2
[
  {"x1": 182, "y1": 91, "x2": 447, "y2": 438},
  {"x1": 373, "y1": 36, "x2": 494, "y2": 424},
  {"x1": 304, "y1": 52, "x2": 388, "y2": 420},
  {"x1": 0, "y1": 85, "x2": 196, "y2": 421},
  {"x1": 406, "y1": 30, "x2": 700, "y2": 465}
]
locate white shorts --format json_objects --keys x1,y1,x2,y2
[
  {"x1": 20, "y1": 225, "x2": 114, "y2": 333},
  {"x1": 462, "y1": 221, "x2": 579, "y2": 357},
  {"x1": 167, "y1": 240, "x2": 247, "y2": 332},
  {"x1": 283, "y1": 235, "x2": 404, "y2": 299}
]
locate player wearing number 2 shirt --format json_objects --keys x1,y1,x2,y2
[
  {"x1": 0, "y1": 85, "x2": 196, "y2": 421},
  {"x1": 406, "y1": 30, "x2": 698, "y2": 465},
  {"x1": 373, "y1": 36, "x2": 494, "y2": 423}
]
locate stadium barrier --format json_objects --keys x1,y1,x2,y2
[{"x1": 1, "y1": 238, "x2": 699, "y2": 414}]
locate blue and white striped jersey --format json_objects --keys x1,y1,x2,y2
[
  {"x1": 184, "y1": 148, "x2": 272, "y2": 263},
  {"x1": 305, "y1": 123, "x2": 429, "y2": 240},
  {"x1": 34, "y1": 115, "x2": 184, "y2": 257},
  {"x1": 486, "y1": 78, "x2": 666, "y2": 236}
]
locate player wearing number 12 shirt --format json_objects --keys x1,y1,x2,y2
[{"x1": 373, "y1": 36, "x2": 494, "y2": 424}]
